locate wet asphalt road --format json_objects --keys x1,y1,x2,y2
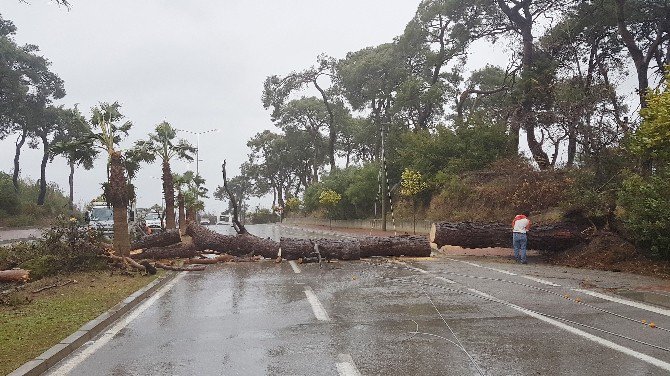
[{"x1": 45, "y1": 224, "x2": 670, "y2": 376}]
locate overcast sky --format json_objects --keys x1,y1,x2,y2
[{"x1": 1, "y1": 0, "x2": 512, "y2": 214}]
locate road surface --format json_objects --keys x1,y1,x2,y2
[{"x1": 45, "y1": 224, "x2": 670, "y2": 375}]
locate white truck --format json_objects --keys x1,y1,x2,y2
[{"x1": 217, "y1": 212, "x2": 233, "y2": 226}]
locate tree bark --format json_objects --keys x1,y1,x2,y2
[
  {"x1": 37, "y1": 135, "x2": 49, "y2": 206},
  {"x1": 186, "y1": 222, "x2": 278, "y2": 257},
  {"x1": 162, "y1": 160, "x2": 176, "y2": 229},
  {"x1": 109, "y1": 152, "x2": 131, "y2": 257},
  {"x1": 177, "y1": 191, "x2": 185, "y2": 232},
  {"x1": 68, "y1": 162, "x2": 75, "y2": 213},
  {"x1": 430, "y1": 221, "x2": 586, "y2": 252},
  {"x1": 131, "y1": 243, "x2": 198, "y2": 259},
  {"x1": 0, "y1": 269, "x2": 30, "y2": 282},
  {"x1": 222, "y1": 160, "x2": 247, "y2": 234},
  {"x1": 279, "y1": 238, "x2": 361, "y2": 260},
  {"x1": 13, "y1": 128, "x2": 27, "y2": 192},
  {"x1": 359, "y1": 235, "x2": 431, "y2": 257},
  {"x1": 130, "y1": 229, "x2": 181, "y2": 251}
]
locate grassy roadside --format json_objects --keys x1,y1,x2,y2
[{"x1": 0, "y1": 271, "x2": 161, "y2": 375}]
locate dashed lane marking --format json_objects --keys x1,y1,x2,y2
[
  {"x1": 447, "y1": 258, "x2": 517, "y2": 276},
  {"x1": 289, "y1": 260, "x2": 301, "y2": 274},
  {"x1": 468, "y1": 288, "x2": 670, "y2": 372},
  {"x1": 572, "y1": 288, "x2": 670, "y2": 317},
  {"x1": 336, "y1": 354, "x2": 362, "y2": 376},
  {"x1": 47, "y1": 272, "x2": 186, "y2": 376},
  {"x1": 304, "y1": 286, "x2": 330, "y2": 321},
  {"x1": 520, "y1": 275, "x2": 561, "y2": 287}
]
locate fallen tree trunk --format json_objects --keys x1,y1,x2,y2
[
  {"x1": 430, "y1": 221, "x2": 586, "y2": 252},
  {"x1": 0, "y1": 269, "x2": 30, "y2": 282},
  {"x1": 130, "y1": 243, "x2": 198, "y2": 260},
  {"x1": 279, "y1": 238, "x2": 361, "y2": 261},
  {"x1": 280, "y1": 236, "x2": 430, "y2": 259},
  {"x1": 359, "y1": 235, "x2": 431, "y2": 257},
  {"x1": 185, "y1": 223, "x2": 279, "y2": 257},
  {"x1": 130, "y1": 229, "x2": 181, "y2": 251}
]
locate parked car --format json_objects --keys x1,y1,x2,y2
[{"x1": 199, "y1": 219, "x2": 211, "y2": 225}]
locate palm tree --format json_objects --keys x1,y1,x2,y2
[
  {"x1": 51, "y1": 107, "x2": 98, "y2": 213},
  {"x1": 135, "y1": 122, "x2": 195, "y2": 230},
  {"x1": 173, "y1": 171, "x2": 194, "y2": 231},
  {"x1": 89, "y1": 102, "x2": 133, "y2": 257},
  {"x1": 183, "y1": 173, "x2": 207, "y2": 222}
]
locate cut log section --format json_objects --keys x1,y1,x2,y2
[
  {"x1": 0, "y1": 269, "x2": 30, "y2": 282},
  {"x1": 185, "y1": 223, "x2": 279, "y2": 258},
  {"x1": 131, "y1": 229, "x2": 181, "y2": 251},
  {"x1": 430, "y1": 221, "x2": 586, "y2": 251},
  {"x1": 359, "y1": 235, "x2": 431, "y2": 257}
]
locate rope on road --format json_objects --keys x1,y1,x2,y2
[
  {"x1": 363, "y1": 260, "x2": 670, "y2": 354},
  {"x1": 418, "y1": 281, "x2": 486, "y2": 376}
]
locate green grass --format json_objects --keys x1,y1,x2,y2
[{"x1": 0, "y1": 271, "x2": 161, "y2": 375}]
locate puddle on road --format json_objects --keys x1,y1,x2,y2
[{"x1": 617, "y1": 290, "x2": 670, "y2": 308}]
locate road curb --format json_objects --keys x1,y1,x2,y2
[{"x1": 8, "y1": 271, "x2": 178, "y2": 376}]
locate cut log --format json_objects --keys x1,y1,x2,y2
[
  {"x1": 0, "y1": 269, "x2": 30, "y2": 282},
  {"x1": 130, "y1": 243, "x2": 198, "y2": 260},
  {"x1": 131, "y1": 229, "x2": 181, "y2": 251},
  {"x1": 430, "y1": 221, "x2": 586, "y2": 252},
  {"x1": 359, "y1": 235, "x2": 431, "y2": 257},
  {"x1": 185, "y1": 223, "x2": 279, "y2": 257},
  {"x1": 279, "y1": 238, "x2": 362, "y2": 260}
]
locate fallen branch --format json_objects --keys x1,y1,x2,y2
[{"x1": 31, "y1": 279, "x2": 75, "y2": 294}]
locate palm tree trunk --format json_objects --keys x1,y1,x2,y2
[
  {"x1": 162, "y1": 160, "x2": 176, "y2": 229},
  {"x1": 109, "y1": 152, "x2": 130, "y2": 257},
  {"x1": 113, "y1": 205, "x2": 130, "y2": 257},
  {"x1": 177, "y1": 191, "x2": 185, "y2": 233}
]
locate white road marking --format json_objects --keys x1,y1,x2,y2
[
  {"x1": 436, "y1": 276, "x2": 456, "y2": 284},
  {"x1": 336, "y1": 354, "x2": 362, "y2": 376},
  {"x1": 304, "y1": 286, "x2": 330, "y2": 321},
  {"x1": 521, "y1": 275, "x2": 561, "y2": 287},
  {"x1": 289, "y1": 260, "x2": 301, "y2": 274},
  {"x1": 468, "y1": 288, "x2": 670, "y2": 372},
  {"x1": 48, "y1": 272, "x2": 186, "y2": 376},
  {"x1": 572, "y1": 288, "x2": 670, "y2": 317},
  {"x1": 448, "y1": 258, "x2": 517, "y2": 276},
  {"x1": 394, "y1": 260, "x2": 428, "y2": 274}
]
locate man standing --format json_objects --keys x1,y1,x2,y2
[{"x1": 512, "y1": 210, "x2": 531, "y2": 264}]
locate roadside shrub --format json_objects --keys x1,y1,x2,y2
[
  {"x1": 0, "y1": 173, "x2": 19, "y2": 215},
  {"x1": 0, "y1": 217, "x2": 108, "y2": 280},
  {"x1": 248, "y1": 207, "x2": 278, "y2": 224},
  {"x1": 618, "y1": 172, "x2": 670, "y2": 260}
]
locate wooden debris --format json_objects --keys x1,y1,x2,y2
[
  {"x1": 31, "y1": 279, "x2": 75, "y2": 293},
  {"x1": 131, "y1": 229, "x2": 181, "y2": 251},
  {"x1": 430, "y1": 221, "x2": 586, "y2": 251},
  {"x1": 359, "y1": 235, "x2": 431, "y2": 257},
  {"x1": 0, "y1": 269, "x2": 30, "y2": 283}
]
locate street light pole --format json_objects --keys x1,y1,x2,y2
[{"x1": 174, "y1": 128, "x2": 219, "y2": 176}]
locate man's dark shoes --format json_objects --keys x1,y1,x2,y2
[{"x1": 521, "y1": 260, "x2": 528, "y2": 264}]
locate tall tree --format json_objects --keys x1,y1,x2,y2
[
  {"x1": 89, "y1": 102, "x2": 133, "y2": 257},
  {"x1": 263, "y1": 55, "x2": 340, "y2": 170},
  {"x1": 614, "y1": 0, "x2": 670, "y2": 109},
  {"x1": 493, "y1": 0, "x2": 572, "y2": 169},
  {"x1": 0, "y1": 15, "x2": 65, "y2": 190},
  {"x1": 50, "y1": 107, "x2": 98, "y2": 211},
  {"x1": 134, "y1": 122, "x2": 195, "y2": 229}
]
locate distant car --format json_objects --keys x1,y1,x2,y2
[
  {"x1": 144, "y1": 213, "x2": 163, "y2": 232},
  {"x1": 199, "y1": 219, "x2": 211, "y2": 225}
]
